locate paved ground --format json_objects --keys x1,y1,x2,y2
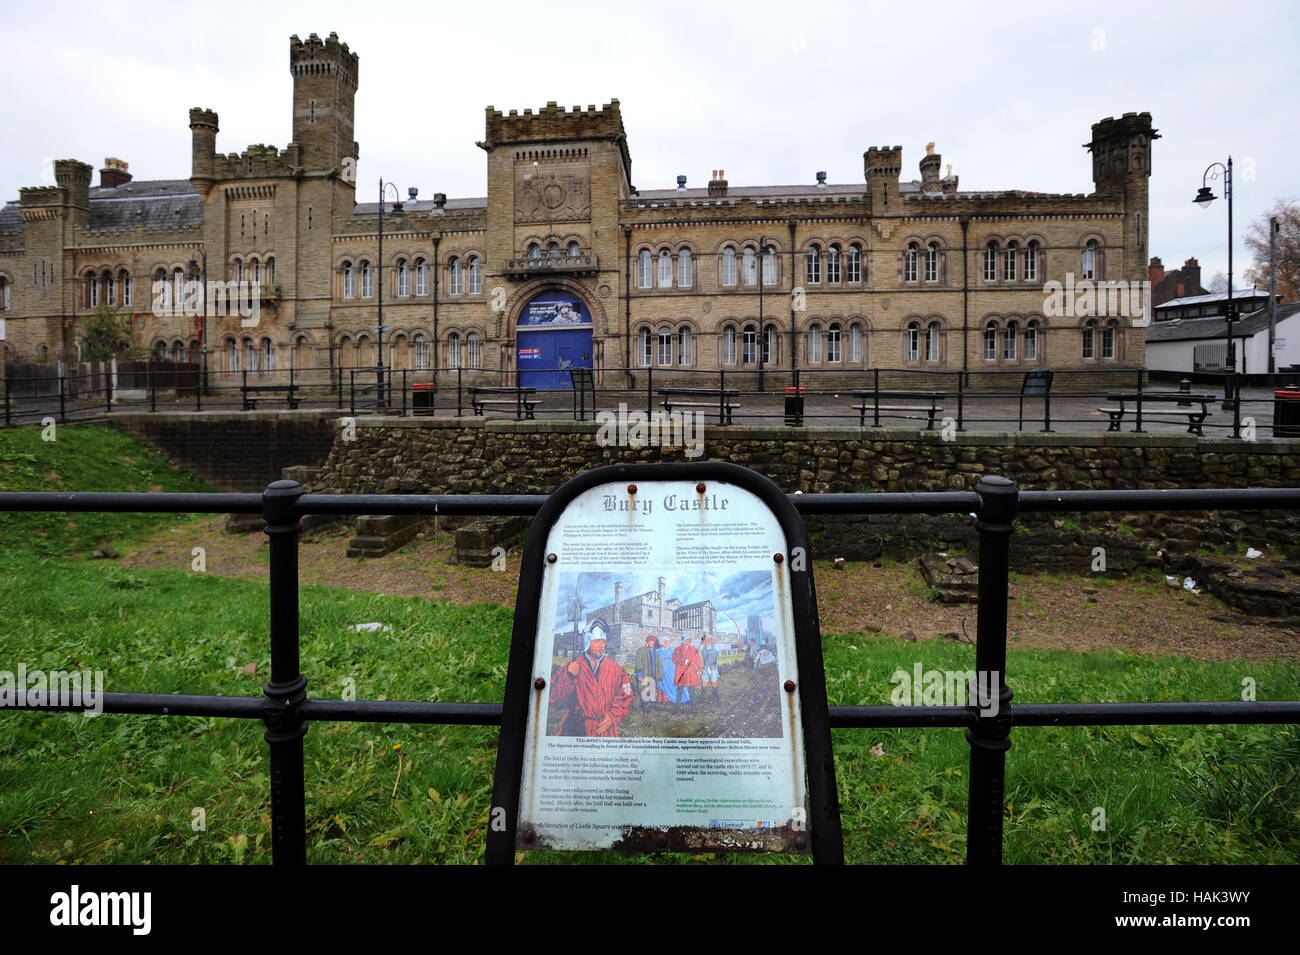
[{"x1": 3, "y1": 383, "x2": 1293, "y2": 439}]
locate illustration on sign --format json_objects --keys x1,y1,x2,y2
[{"x1": 516, "y1": 478, "x2": 807, "y2": 852}]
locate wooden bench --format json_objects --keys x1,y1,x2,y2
[
  {"x1": 242, "y1": 384, "x2": 299, "y2": 410},
  {"x1": 469, "y1": 386, "x2": 541, "y2": 420},
  {"x1": 1101, "y1": 392, "x2": 1215, "y2": 435},
  {"x1": 850, "y1": 391, "x2": 944, "y2": 429},
  {"x1": 657, "y1": 388, "x2": 741, "y2": 425}
]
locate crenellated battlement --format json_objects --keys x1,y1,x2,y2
[{"x1": 289, "y1": 31, "x2": 358, "y2": 89}]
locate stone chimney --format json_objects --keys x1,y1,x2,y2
[
  {"x1": 1183, "y1": 257, "x2": 1201, "y2": 291},
  {"x1": 1148, "y1": 256, "x2": 1165, "y2": 287},
  {"x1": 940, "y1": 163, "x2": 959, "y2": 195},
  {"x1": 708, "y1": 169, "x2": 728, "y2": 197},
  {"x1": 99, "y1": 157, "x2": 132, "y2": 189},
  {"x1": 920, "y1": 142, "x2": 941, "y2": 193}
]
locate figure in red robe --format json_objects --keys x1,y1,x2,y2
[
  {"x1": 550, "y1": 631, "x2": 633, "y2": 737},
  {"x1": 673, "y1": 635, "x2": 703, "y2": 707}
]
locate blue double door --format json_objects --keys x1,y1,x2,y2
[{"x1": 516, "y1": 327, "x2": 593, "y2": 390}]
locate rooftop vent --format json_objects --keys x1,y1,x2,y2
[
  {"x1": 815, "y1": 171, "x2": 827, "y2": 187},
  {"x1": 676, "y1": 175, "x2": 687, "y2": 189}
]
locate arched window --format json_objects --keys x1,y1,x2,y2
[
  {"x1": 468, "y1": 256, "x2": 482, "y2": 294},
  {"x1": 548, "y1": 242, "x2": 560, "y2": 257},
  {"x1": 1, "y1": 275, "x2": 11, "y2": 310},
  {"x1": 762, "y1": 324, "x2": 777, "y2": 365},
  {"x1": 415, "y1": 258, "x2": 428, "y2": 296},
  {"x1": 1024, "y1": 321, "x2": 1039, "y2": 360},
  {"x1": 1102, "y1": 319, "x2": 1117, "y2": 359},
  {"x1": 847, "y1": 244, "x2": 862, "y2": 284},
  {"x1": 227, "y1": 339, "x2": 240, "y2": 373},
  {"x1": 262, "y1": 338, "x2": 276, "y2": 372},
  {"x1": 849, "y1": 322, "x2": 863, "y2": 363},
  {"x1": 904, "y1": 243, "x2": 918, "y2": 283},
  {"x1": 397, "y1": 259, "x2": 410, "y2": 297},
  {"x1": 721, "y1": 248, "x2": 737, "y2": 287},
  {"x1": 678, "y1": 327, "x2": 693, "y2": 365},
  {"x1": 120, "y1": 270, "x2": 132, "y2": 307},
  {"x1": 984, "y1": 243, "x2": 998, "y2": 282},
  {"x1": 104, "y1": 270, "x2": 115, "y2": 305},
  {"x1": 1004, "y1": 320, "x2": 1018, "y2": 360},
  {"x1": 742, "y1": 246, "x2": 757, "y2": 286},
  {"x1": 723, "y1": 325, "x2": 737, "y2": 364},
  {"x1": 252, "y1": 259, "x2": 262, "y2": 286},
  {"x1": 266, "y1": 257, "x2": 275, "y2": 285},
  {"x1": 805, "y1": 245, "x2": 821, "y2": 285},
  {"x1": 448, "y1": 257, "x2": 463, "y2": 295},
  {"x1": 906, "y1": 322, "x2": 920, "y2": 362},
  {"x1": 245, "y1": 338, "x2": 259, "y2": 374},
  {"x1": 173, "y1": 268, "x2": 185, "y2": 309},
  {"x1": 807, "y1": 324, "x2": 822, "y2": 363},
  {"x1": 742, "y1": 324, "x2": 757, "y2": 363},
  {"x1": 678, "y1": 248, "x2": 693, "y2": 288},
  {"x1": 1004, "y1": 241, "x2": 1018, "y2": 281},
  {"x1": 447, "y1": 332, "x2": 461, "y2": 369},
  {"x1": 172, "y1": 341, "x2": 185, "y2": 362},
  {"x1": 360, "y1": 261, "x2": 373, "y2": 298},
  {"x1": 528, "y1": 243, "x2": 541, "y2": 259},
  {"x1": 568, "y1": 241, "x2": 581, "y2": 257},
  {"x1": 926, "y1": 321, "x2": 941, "y2": 362},
  {"x1": 827, "y1": 322, "x2": 842, "y2": 362},
  {"x1": 1082, "y1": 240, "x2": 1098, "y2": 280},
  {"x1": 236, "y1": 259, "x2": 246, "y2": 283},
  {"x1": 925, "y1": 242, "x2": 939, "y2": 283},
  {"x1": 657, "y1": 325, "x2": 673, "y2": 365},
  {"x1": 343, "y1": 261, "x2": 355, "y2": 298},
  {"x1": 153, "y1": 268, "x2": 169, "y2": 310},
  {"x1": 411, "y1": 333, "x2": 428, "y2": 371},
  {"x1": 826, "y1": 245, "x2": 841, "y2": 284},
  {"x1": 1082, "y1": 320, "x2": 1096, "y2": 359},
  {"x1": 1026, "y1": 241, "x2": 1040, "y2": 282},
  {"x1": 658, "y1": 249, "x2": 673, "y2": 288},
  {"x1": 467, "y1": 332, "x2": 482, "y2": 369},
  {"x1": 151, "y1": 341, "x2": 165, "y2": 363},
  {"x1": 638, "y1": 249, "x2": 653, "y2": 288},
  {"x1": 762, "y1": 246, "x2": 777, "y2": 286},
  {"x1": 638, "y1": 326, "x2": 652, "y2": 366},
  {"x1": 87, "y1": 271, "x2": 99, "y2": 307},
  {"x1": 984, "y1": 322, "x2": 998, "y2": 361}
]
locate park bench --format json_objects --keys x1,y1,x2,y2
[
  {"x1": 849, "y1": 390, "x2": 944, "y2": 429},
  {"x1": 469, "y1": 386, "x2": 541, "y2": 420},
  {"x1": 1099, "y1": 391, "x2": 1215, "y2": 435},
  {"x1": 570, "y1": 368, "x2": 595, "y2": 421},
  {"x1": 658, "y1": 387, "x2": 741, "y2": 425},
  {"x1": 242, "y1": 383, "x2": 299, "y2": 410}
]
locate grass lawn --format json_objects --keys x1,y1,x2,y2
[{"x1": 1, "y1": 424, "x2": 1297, "y2": 864}]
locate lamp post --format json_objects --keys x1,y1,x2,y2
[
  {"x1": 187, "y1": 253, "x2": 208, "y2": 396},
  {"x1": 376, "y1": 179, "x2": 415, "y2": 409},
  {"x1": 1192, "y1": 158, "x2": 1237, "y2": 422}
]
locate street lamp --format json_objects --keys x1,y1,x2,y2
[
  {"x1": 1192, "y1": 158, "x2": 1239, "y2": 429},
  {"x1": 376, "y1": 180, "x2": 415, "y2": 408},
  {"x1": 187, "y1": 253, "x2": 208, "y2": 398}
]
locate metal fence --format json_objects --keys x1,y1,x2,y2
[
  {"x1": 5, "y1": 363, "x2": 1297, "y2": 438},
  {"x1": 2, "y1": 478, "x2": 1297, "y2": 865}
]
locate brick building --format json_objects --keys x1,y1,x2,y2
[{"x1": 0, "y1": 31, "x2": 1157, "y2": 388}]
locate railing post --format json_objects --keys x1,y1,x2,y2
[
  {"x1": 1042, "y1": 373, "x2": 1052, "y2": 433},
  {"x1": 337, "y1": 364, "x2": 344, "y2": 410},
  {"x1": 59, "y1": 375, "x2": 67, "y2": 423},
  {"x1": 261, "y1": 479, "x2": 308, "y2": 866},
  {"x1": 646, "y1": 364, "x2": 653, "y2": 418},
  {"x1": 1134, "y1": 368, "x2": 1144, "y2": 433},
  {"x1": 401, "y1": 369, "x2": 408, "y2": 417},
  {"x1": 349, "y1": 370, "x2": 356, "y2": 417},
  {"x1": 105, "y1": 365, "x2": 112, "y2": 414},
  {"x1": 873, "y1": 368, "x2": 881, "y2": 427},
  {"x1": 967, "y1": 476, "x2": 1017, "y2": 866},
  {"x1": 456, "y1": 366, "x2": 464, "y2": 417},
  {"x1": 957, "y1": 372, "x2": 965, "y2": 432},
  {"x1": 4, "y1": 378, "x2": 10, "y2": 427},
  {"x1": 150, "y1": 368, "x2": 157, "y2": 412}
]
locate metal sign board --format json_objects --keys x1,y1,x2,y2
[{"x1": 488, "y1": 462, "x2": 842, "y2": 863}]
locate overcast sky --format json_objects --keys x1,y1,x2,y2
[{"x1": 3, "y1": 0, "x2": 1296, "y2": 285}]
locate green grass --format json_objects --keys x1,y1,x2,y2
[{"x1": 1, "y1": 423, "x2": 1297, "y2": 864}]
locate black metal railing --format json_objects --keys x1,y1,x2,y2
[
  {"x1": 5, "y1": 363, "x2": 1297, "y2": 438},
  {"x1": 2, "y1": 480, "x2": 1297, "y2": 865}
]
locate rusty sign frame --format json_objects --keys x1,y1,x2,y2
[{"x1": 486, "y1": 461, "x2": 844, "y2": 864}]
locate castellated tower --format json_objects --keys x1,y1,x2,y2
[
  {"x1": 1088, "y1": 112, "x2": 1159, "y2": 288},
  {"x1": 863, "y1": 146, "x2": 902, "y2": 210},
  {"x1": 189, "y1": 108, "x2": 219, "y2": 199},
  {"x1": 290, "y1": 32, "x2": 359, "y2": 173}
]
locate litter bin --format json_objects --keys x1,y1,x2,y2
[
  {"x1": 784, "y1": 386, "x2": 805, "y2": 427},
  {"x1": 413, "y1": 382, "x2": 435, "y2": 415},
  {"x1": 1274, "y1": 385, "x2": 1300, "y2": 437}
]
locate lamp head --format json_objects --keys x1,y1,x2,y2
[{"x1": 1193, "y1": 186, "x2": 1216, "y2": 210}]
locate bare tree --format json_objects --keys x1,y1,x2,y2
[
  {"x1": 1206, "y1": 272, "x2": 1228, "y2": 293},
  {"x1": 1244, "y1": 198, "x2": 1300, "y2": 304}
]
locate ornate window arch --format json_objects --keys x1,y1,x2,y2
[
  {"x1": 448, "y1": 256, "x2": 463, "y2": 295},
  {"x1": 638, "y1": 248, "x2": 653, "y2": 288},
  {"x1": 657, "y1": 324, "x2": 673, "y2": 365},
  {"x1": 805, "y1": 244, "x2": 821, "y2": 285},
  {"x1": 721, "y1": 247, "x2": 737, "y2": 287},
  {"x1": 678, "y1": 247, "x2": 693, "y2": 288},
  {"x1": 722, "y1": 324, "x2": 737, "y2": 364},
  {"x1": 984, "y1": 242, "x2": 999, "y2": 282},
  {"x1": 925, "y1": 242, "x2": 940, "y2": 283},
  {"x1": 447, "y1": 331, "x2": 462, "y2": 369},
  {"x1": 396, "y1": 258, "x2": 410, "y2": 297},
  {"x1": 658, "y1": 249, "x2": 673, "y2": 288},
  {"x1": 467, "y1": 331, "x2": 482, "y2": 369},
  {"x1": 678, "y1": 325, "x2": 694, "y2": 365},
  {"x1": 1082, "y1": 319, "x2": 1096, "y2": 360},
  {"x1": 360, "y1": 260, "x2": 373, "y2": 298},
  {"x1": 826, "y1": 321, "x2": 842, "y2": 362},
  {"x1": 847, "y1": 243, "x2": 863, "y2": 284},
  {"x1": 637, "y1": 325, "x2": 652, "y2": 366},
  {"x1": 1024, "y1": 319, "x2": 1041, "y2": 360},
  {"x1": 905, "y1": 321, "x2": 920, "y2": 362},
  {"x1": 807, "y1": 322, "x2": 822, "y2": 363},
  {"x1": 342, "y1": 260, "x2": 355, "y2": 299},
  {"x1": 741, "y1": 245, "x2": 757, "y2": 286},
  {"x1": 904, "y1": 243, "x2": 918, "y2": 283},
  {"x1": 926, "y1": 320, "x2": 942, "y2": 362},
  {"x1": 826, "y1": 244, "x2": 841, "y2": 284},
  {"x1": 984, "y1": 320, "x2": 1000, "y2": 361},
  {"x1": 468, "y1": 256, "x2": 482, "y2": 294}
]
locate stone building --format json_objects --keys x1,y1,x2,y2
[
  {"x1": 0, "y1": 31, "x2": 1156, "y2": 389},
  {"x1": 554, "y1": 577, "x2": 718, "y2": 667}
]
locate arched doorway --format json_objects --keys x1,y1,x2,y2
[{"x1": 515, "y1": 291, "x2": 594, "y2": 390}]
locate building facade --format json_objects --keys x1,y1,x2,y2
[{"x1": 0, "y1": 32, "x2": 1157, "y2": 388}]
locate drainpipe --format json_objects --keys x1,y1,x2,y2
[
  {"x1": 959, "y1": 214, "x2": 971, "y2": 381},
  {"x1": 788, "y1": 218, "x2": 798, "y2": 375},
  {"x1": 624, "y1": 225, "x2": 633, "y2": 386},
  {"x1": 432, "y1": 233, "x2": 441, "y2": 387}
]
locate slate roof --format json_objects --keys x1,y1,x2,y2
[
  {"x1": 87, "y1": 179, "x2": 203, "y2": 230},
  {"x1": 0, "y1": 202, "x2": 22, "y2": 233},
  {"x1": 351, "y1": 198, "x2": 487, "y2": 217},
  {"x1": 1155, "y1": 288, "x2": 1272, "y2": 310},
  {"x1": 1146, "y1": 302, "x2": 1300, "y2": 342}
]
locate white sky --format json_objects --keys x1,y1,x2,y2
[{"x1": 3, "y1": 0, "x2": 1296, "y2": 285}]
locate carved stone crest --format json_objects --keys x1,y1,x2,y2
[{"x1": 515, "y1": 163, "x2": 591, "y2": 224}]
